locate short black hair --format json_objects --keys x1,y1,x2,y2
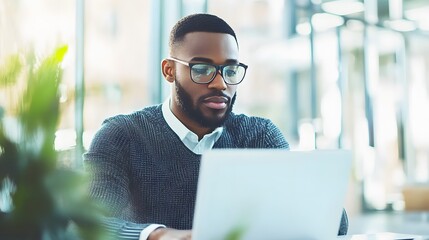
[{"x1": 169, "y1": 13, "x2": 238, "y2": 51}]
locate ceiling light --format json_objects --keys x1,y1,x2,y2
[
  {"x1": 405, "y1": 6, "x2": 429, "y2": 31},
  {"x1": 312, "y1": 13, "x2": 345, "y2": 31},
  {"x1": 384, "y1": 19, "x2": 417, "y2": 32},
  {"x1": 321, "y1": 0, "x2": 364, "y2": 16}
]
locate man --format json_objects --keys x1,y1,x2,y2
[{"x1": 84, "y1": 13, "x2": 347, "y2": 240}]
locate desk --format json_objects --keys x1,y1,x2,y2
[
  {"x1": 348, "y1": 211, "x2": 429, "y2": 236},
  {"x1": 338, "y1": 232, "x2": 427, "y2": 239}
]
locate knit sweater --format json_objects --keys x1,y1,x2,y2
[{"x1": 84, "y1": 105, "x2": 348, "y2": 239}]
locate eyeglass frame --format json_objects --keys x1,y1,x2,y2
[{"x1": 167, "y1": 57, "x2": 248, "y2": 85}]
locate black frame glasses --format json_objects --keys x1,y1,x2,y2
[{"x1": 167, "y1": 57, "x2": 248, "y2": 85}]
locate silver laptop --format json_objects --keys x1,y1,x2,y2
[{"x1": 192, "y1": 149, "x2": 352, "y2": 240}]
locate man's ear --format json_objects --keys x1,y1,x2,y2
[{"x1": 161, "y1": 59, "x2": 175, "y2": 83}]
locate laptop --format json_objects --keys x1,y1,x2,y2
[{"x1": 192, "y1": 149, "x2": 352, "y2": 240}]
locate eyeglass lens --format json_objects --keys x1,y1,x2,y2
[{"x1": 190, "y1": 64, "x2": 246, "y2": 84}]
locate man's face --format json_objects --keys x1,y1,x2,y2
[{"x1": 170, "y1": 32, "x2": 239, "y2": 130}]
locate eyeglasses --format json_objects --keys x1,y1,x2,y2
[{"x1": 167, "y1": 57, "x2": 248, "y2": 85}]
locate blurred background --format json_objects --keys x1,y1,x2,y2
[{"x1": 0, "y1": 0, "x2": 428, "y2": 236}]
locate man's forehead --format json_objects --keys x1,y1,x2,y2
[{"x1": 175, "y1": 32, "x2": 239, "y2": 58}]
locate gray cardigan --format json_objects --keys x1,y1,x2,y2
[{"x1": 84, "y1": 105, "x2": 348, "y2": 239}]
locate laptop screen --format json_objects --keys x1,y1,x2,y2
[{"x1": 193, "y1": 149, "x2": 352, "y2": 240}]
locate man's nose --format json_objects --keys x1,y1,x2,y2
[{"x1": 208, "y1": 70, "x2": 227, "y2": 90}]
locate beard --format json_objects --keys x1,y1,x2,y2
[{"x1": 175, "y1": 80, "x2": 236, "y2": 129}]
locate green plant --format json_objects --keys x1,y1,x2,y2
[{"x1": 0, "y1": 46, "x2": 106, "y2": 240}]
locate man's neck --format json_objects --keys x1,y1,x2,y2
[{"x1": 177, "y1": 115, "x2": 214, "y2": 140}]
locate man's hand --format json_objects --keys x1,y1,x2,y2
[{"x1": 148, "y1": 228, "x2": 192, "y2": 240}]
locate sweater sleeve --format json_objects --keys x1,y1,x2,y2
[
  {"x1": 338, "y1": 208, "x2": 349, "y2": 235},
  {"x1": 83, "y1": 117, "x2": 155, "y2": 239},
  {"x1": 101, "y1": 217, "x2": 148, "y2": 239},
  {"x1": 261, "y1": 119, "x2": 290, "y2": 149}
]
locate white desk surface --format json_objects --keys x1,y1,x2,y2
[
  {"x1": 338, "y1": 232, "x2": 428, "y2": 240},
  {"x1": 347, "y1": 211, "x2": 429, "y2": 236}
]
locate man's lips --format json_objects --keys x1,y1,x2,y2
[{"x1": 202, "y1": 96, "x2": 229, "y2": 110}]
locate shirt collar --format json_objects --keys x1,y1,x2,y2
[
  {"x1": 161, "y1": 98, "x2": 223, "y2": 143},
  {"x1": 162, "y1": 98, "x2": 189, "y2": 141}
]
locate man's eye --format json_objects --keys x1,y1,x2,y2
[
  {"x1": 193, "y1": 65, "x2": 214, "y2": 75},
  {"x1": 225, "y1": 67, "x2": 238, "y2": 77}
]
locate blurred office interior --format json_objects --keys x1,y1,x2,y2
[{"x1": 0, "y1": 0, "x2": 428, "y2": 235}]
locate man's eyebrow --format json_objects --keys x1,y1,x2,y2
[{"x1": 189, "y1": 57, "x2": 238, "y2": 64}]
